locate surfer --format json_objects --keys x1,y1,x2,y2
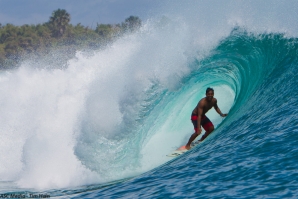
[{"x1": 185, "y1": 87, "x2": 228, "y2": 150}]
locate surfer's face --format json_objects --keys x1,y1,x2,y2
[{"x1": 206, "y1": 90, "x2": 214, "y2": 101}]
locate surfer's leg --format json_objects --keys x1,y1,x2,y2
[
  {"x1": 186, "y1": 132, "x2": 199, "y2": 149},
  {"x1": 199, "y1": 116, "x2": 214, "y2": 141},
  {"x1": 199, "y1": 126, "x2": 214, "y2": 141},
  {"x1": 186, "y1": 119, "x2": 199, "y2": 150}
]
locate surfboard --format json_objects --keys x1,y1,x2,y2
[{"x1": 166, "y1": 140, "x2": 201, "y2": 157}]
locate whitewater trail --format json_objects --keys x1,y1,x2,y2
[{"x1": 1, "y1": 1, "x2": 298, "y2": 198}]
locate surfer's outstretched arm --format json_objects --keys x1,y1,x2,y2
[{"x1": 214, "y1": 99, "x2": 227, "y2": 117}]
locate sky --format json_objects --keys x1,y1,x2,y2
[
  {"x1": 0, "y1": 0, "x2": 164, "y2": 27},
  {"x1": 1, "y1": 0, "x2": 298, "y2": 35}
]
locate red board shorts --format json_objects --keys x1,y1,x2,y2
[{"x1": 191, "y1": 114, "x2": 213, "y2": 132}]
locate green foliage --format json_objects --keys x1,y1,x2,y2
[
  {"x1": 49, "y1": 9, "x2": 70, "y2": 38},
  {"x1": 122, "y1": 16, "x2": 142, "y2": 32},
  {"x1": 95, "y1": 24, "x2": 113, "y2": 39},
  {"x1": 0, "y1": 44, "x2": 6, "y2": 64},
  {"x1": 0, "y1": 9, "x2": 142, "y2": 69}
]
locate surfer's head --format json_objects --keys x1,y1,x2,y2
[
  {"x1": 206, "y1": 87, "x2": 214, "y2": 101},
  {"x1": 206, "y1": 87, "x2": 214, "y2": 94}
]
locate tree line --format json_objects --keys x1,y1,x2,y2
[{"x1": 0, "y1": 9, "x2": 142, "y2": 69}]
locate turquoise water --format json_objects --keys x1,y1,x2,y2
[
  {"x1": 71, "y1": 29, "x2": 298, "y2": 198},
  {"x1": 1, "y1": 2, "x2": 298, "y2": 198}
]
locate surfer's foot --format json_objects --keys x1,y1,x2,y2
[{"x1": 185, "y1": 145, "x2": 191, "y2": 150}]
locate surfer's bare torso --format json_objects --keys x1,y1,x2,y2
[{"x1": 192, "y1": 97, "x2": 218, "y2": 116}]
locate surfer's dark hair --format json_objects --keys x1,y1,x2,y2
[{"x1": 206, "y1": 87, "x2": 214, "y2": 94}]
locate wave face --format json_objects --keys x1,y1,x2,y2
[
  {"x1": 1, "y1": 1, "x2": 298, "y2": 198},
  {"x1": 73, "y1": 29, "x2": 298, "y2": 199}
]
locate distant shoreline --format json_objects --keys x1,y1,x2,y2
[{"x1": 0, "y1": 9, "x2": 141, "y2": 69}]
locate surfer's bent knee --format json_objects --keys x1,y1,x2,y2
[{"x1": 208, "y1": 126, "x2": 214, "y2": 132}]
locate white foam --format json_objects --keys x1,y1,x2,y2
[{"x1": 0, "y1": 0, "x2": 297, "y2": 190}]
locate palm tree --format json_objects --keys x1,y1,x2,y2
[
  {"x1": 49, "y1": 9, "x2": 70, "y2": 38},
  {"x1": 122, "y1": 16, "x2": 142, "y2": 32}
]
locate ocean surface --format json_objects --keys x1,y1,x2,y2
[{"x1": 1, "y1": 1, "x2": 298, "y2": 198}]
